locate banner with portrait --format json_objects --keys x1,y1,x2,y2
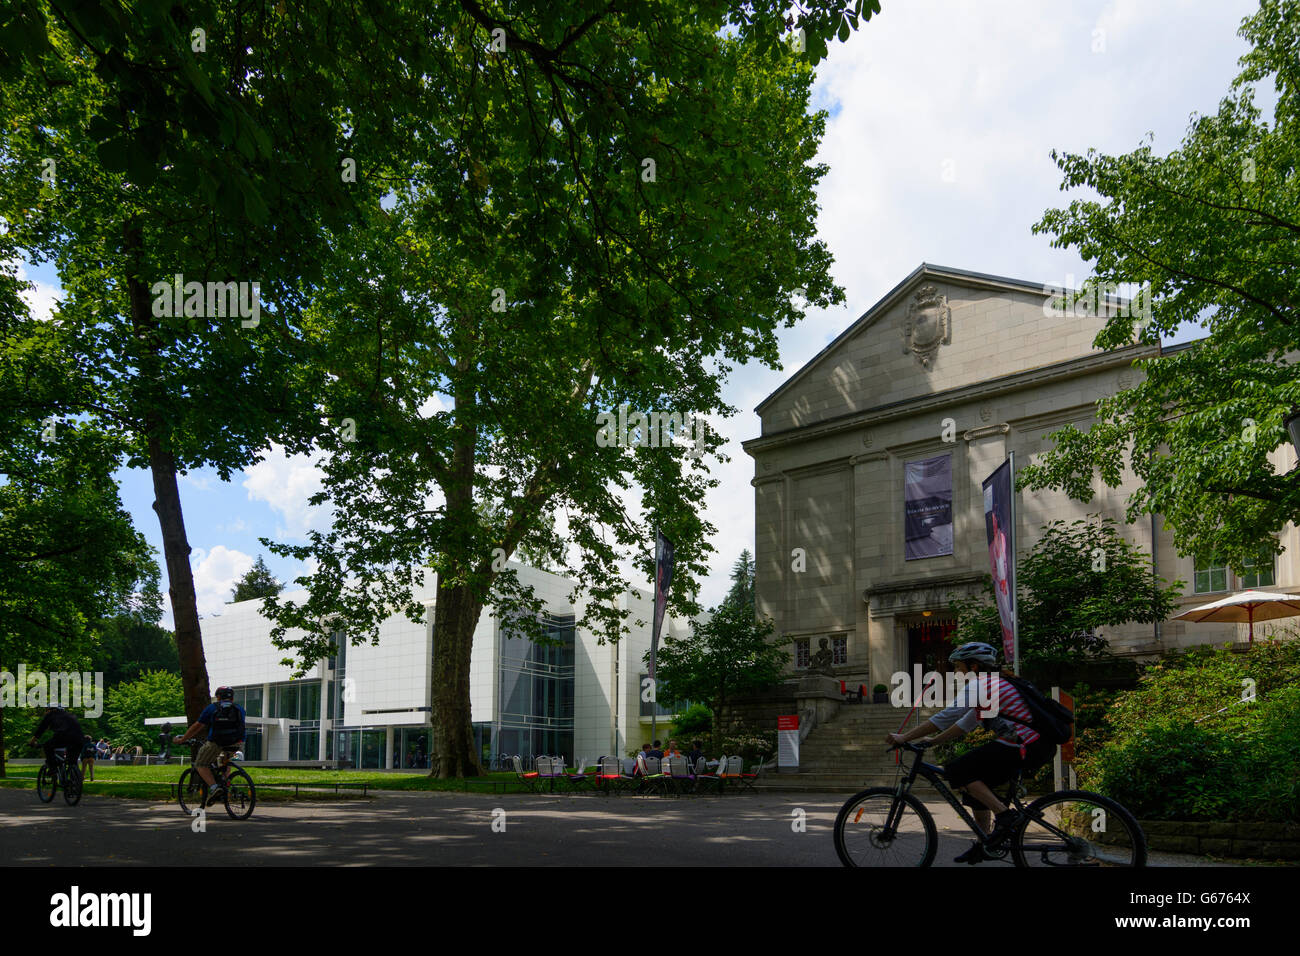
[
  {"x1": 982, "y1": 458, "x2": 1017, "y2": 665},
  {"x1": 904, "y1": 454, "x2": 953, "y2": 561}
]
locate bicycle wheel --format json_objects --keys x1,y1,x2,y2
[
  {"x1": 177, "y1": 768, "x2": 208, "y2": 817},
  {"x1": 62, "y1": 765, "x2": 83, "y2": 806},
  {"x1": 223, "y1": 768, "x2": 256, "y2": 820},
  {"x1": 36, "y1": 765, "x2": 56, "y2": 803},
  {"x1": 834, "y1": 787, "x2": 937, "y2": 867},
  {"x1": 1013, "y1": 790, "x2": 1147, "y2": 867}
]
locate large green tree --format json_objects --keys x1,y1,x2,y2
[
  {"x1": 0, "y1": 261, "x2": 158, "y2": 775},
  {"x1": 0, "y1": 2, "x2": 400, "y2": 722},
  {"x1": 652, "y1": 595, "x2": 788, "y2": 747},
  {"x1": 258, "y1": 5, "x2": 871, "y2": 776},
  {"x1": 1019, "y1": 0, "x2": 1300, "y2": 573},
  {"x1": 950, "y1": 516, "x2": 1183, "y2": 670}
]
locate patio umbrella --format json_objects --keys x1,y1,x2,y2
[{"x1": 1172, "y1": 589, "x2": 1300, "y2": 644}]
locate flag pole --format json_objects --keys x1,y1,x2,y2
[{"x1": 1008, "y1": 451, "x2": 1020, "y2": 677}]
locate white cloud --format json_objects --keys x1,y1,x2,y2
[
  {"x1": 191, "y1": 545, "x2": 254, "y2": 617},
  {"x1": 241, "y1": 443, "x2": 330, "y2": 540},
  {"x1": 6, "y1": 260, "x2": 62, "y2": 322}
]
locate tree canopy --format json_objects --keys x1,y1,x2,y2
[
  {"x1": 229, "y1": 556, "x2": 282, "y2": 604},
  {"x1": 1019, "y1": 0, "x2": 1300, "y2": 573}
]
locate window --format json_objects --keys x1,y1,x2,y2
[
  {"x1": 794, "y1": 638, "x2": 810, "y2": 669},
  {"x1": 1241, "y1": 549, "x2": 1276, "y2": 589},
  {"x1": 1194, "y1": 556, "x2": 1228, "y2": 594},
  {"x1": 832, "y1": 635, "x2": 848, "y2": 666}
]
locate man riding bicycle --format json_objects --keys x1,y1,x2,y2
[
  {"x1": 174, "y1": 686, "x2": 246, "y2": 807},
  {"x1": 28, "y1": 705, "x2": 86, "y2": 772},
  {"x1": 885, "y1": 642, "x2": 1055, "y2": 864}
]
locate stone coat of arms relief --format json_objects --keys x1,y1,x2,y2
[{"x1": 902, "y1": 285, "x2": 952, "y2": 369}]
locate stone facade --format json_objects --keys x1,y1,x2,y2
[{"x1": 744, "y1": 264, "x2": 1299, "y2": 687}]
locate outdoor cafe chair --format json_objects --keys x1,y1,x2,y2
[
  {"x1": 665, "y1": 755, "x2": 695, "y2": 796},
  {"x1": 594, "y1": 756, "x2": 625, "y2": 796},
  {"x1": 536, "y1": 755, "x2": 566, "y2": 793},
  {"x1": 512, "y1": 754, "x2": 539, "y2": 793},
  {"x1": 692, "y1": 756, "x2": 723, "y2": 795},
  {"x1": 718, "y1": 755, "x2": 746, "y2": 792},
  {"x1": 635, "y1": 753, "x2": 670, "y2": 796}
]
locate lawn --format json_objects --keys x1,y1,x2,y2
[{"x1": 0, "y1": 764, "x2": 533, "y2": 799}]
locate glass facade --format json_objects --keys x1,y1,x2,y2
[{"x1": 493, "y1": 614, "x2": 576, "y2": 763}]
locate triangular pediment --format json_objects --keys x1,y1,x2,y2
[{"x1": 756, "y1": 264, "x2": 1111, "y2": 435}]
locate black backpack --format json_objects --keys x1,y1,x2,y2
[
  {"x1": 210, "y1": 701, "x2": 244, "y2": 744},
  {"x1": 1001, "y1": 675, "x2": 1073, "y2": 745}
]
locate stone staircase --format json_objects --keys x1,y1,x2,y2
[{"x1": 753, "y1": 703, "x2": 937, "y2": 792}]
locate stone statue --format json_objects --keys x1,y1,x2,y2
[{"x1": 808, "y1": 637, "x2": 835, "y2": 674}]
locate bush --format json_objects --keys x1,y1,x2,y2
[
  {"x1": 1076, "y1": 640, "x2": 1300, "y2": 822},
  {"x1": 720, "y1": 728, "x2": 775, "y2": 765},
  {"x1": 670, "y1": 703, "x2": 712, "y2": 741}
]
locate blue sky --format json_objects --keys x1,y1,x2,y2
[{"x1": 16, "y1": 0, "x2": 1262, "y2": 628}]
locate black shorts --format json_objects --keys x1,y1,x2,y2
[{"x1": 944, "y1": 738, "x2": 1055, "y2": 791}]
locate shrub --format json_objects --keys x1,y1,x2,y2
[
  {"x1": 670, "y1": 702, "x2": 713, "y2": 741},
  {"x1": 720, "y1": 728, "x2": 775, "y2": 765},
  {"x1": 1076, "y1": 640, "x2": 1300, "y2": 822}
]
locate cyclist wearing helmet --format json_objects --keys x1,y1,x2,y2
[
  {"x1": 885, "y1": 642, "x2": 1055, "y2": 864},
  {"x1": 28, "y1": 705, "x2": 86, "y2": 773},
  {"x1": 174, "y1": 687, "x2": 246, "y2": 806}
]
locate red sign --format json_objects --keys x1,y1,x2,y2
[
  {"x1": 1059, "y1": 690, "x2": 1075, "y2": 763},
  {"x1": 777, "y1": 715, "x2": 799, "y2": 730}
]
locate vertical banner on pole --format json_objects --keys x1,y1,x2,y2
[
  {"x1": 650, "y1": 529, "x2": 675, "y2": 743},
  {"x1": 982, "y1": 455, "x2": 1019, "y2": 673}
]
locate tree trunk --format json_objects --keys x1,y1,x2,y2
[
  {"x1": 147, "y1": 430, "x2": 211, "y2": 724},
  {"x1": 0, "y1": 705, "x2": 7, "y2": 778},
  {"x1": 428, "y1": 580, "x2": 484, "y2": 778},
  {"x1": 124, "y1": 219, "x2": 210, "y2": 724}
]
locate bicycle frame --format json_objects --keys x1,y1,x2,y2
[{"x1": 886, "y1": 743, "x2": 1022, "y2": 841}]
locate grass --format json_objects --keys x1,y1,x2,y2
[{"x1": 0, "y1": 763, "x2": 535, "y2": 799}]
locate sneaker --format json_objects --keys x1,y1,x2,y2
[
  {"x1": 204, "y1": 786, "x2": 226, "y2": 807},
  {"x1": 954, "y1": 840, "x2": 989, "y2": 865},
  {"x1": 985, "y1": 809, "x2": 1022, "y2": 848}
]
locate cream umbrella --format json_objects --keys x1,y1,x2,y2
[{"x1": 1172, "y1": 589, "x2": 1300, "y2": 644}]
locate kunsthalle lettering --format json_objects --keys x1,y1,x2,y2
[{"x1": 49, "y1": 886, "x2": 151, "y2": 936}]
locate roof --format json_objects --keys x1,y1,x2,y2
[{"x1": 755, "y1": 263, "x2": 1090, "y2": 415}]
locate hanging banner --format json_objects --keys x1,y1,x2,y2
[
  {"x1": 904, "y1": 454, "x2": 954, "y2": 560},
  {"x1": 650, "y1": 529, "x2": 675, "y2": 682},
  {"x1": 982, "y1": 457, "x2": 1018, "y2": 668}
]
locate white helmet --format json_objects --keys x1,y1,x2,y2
[{"x1": 948, "y1": 642, "x2": 998, "y2": 666}]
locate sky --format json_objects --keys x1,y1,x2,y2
[{"x1": 16, "y1": 0, "x2": 1263, "y2": 628}]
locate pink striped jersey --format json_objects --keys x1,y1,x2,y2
[
  {"x1": 976, "y1": 673, "x2": 1041, "y2": 748},
  {"x1": 930, "y1": 672, "x2": 1041, "y2": 748}
]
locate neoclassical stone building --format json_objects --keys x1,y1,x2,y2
[{"x1": 743, "y1": 264, "x2": 1298, "y2": 689}]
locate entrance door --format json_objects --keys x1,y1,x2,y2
[{"x1": 906, "y1": 618, "x2": 956, "y2": 673}]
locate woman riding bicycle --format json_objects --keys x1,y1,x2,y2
[{"x1": 884, "y1": 642, "x2": 1055, "y2": 864}]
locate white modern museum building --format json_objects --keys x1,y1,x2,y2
[{"x1": 196, "y1": 562, "x2": 689, "y2": 768}]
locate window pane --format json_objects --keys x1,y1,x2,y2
[{"x1": 795, "y1": 639, "x2": 810, "y2": 668}]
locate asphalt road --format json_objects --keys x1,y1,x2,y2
[{"x1": 0, "y1": 787, "x2": 1240, "y2": 867}]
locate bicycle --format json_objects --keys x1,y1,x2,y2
[
  {"x1": 36, "y1": 746, "x2": 83, "y2": 807},
  {"x1": 833, "y1": 741, "x2": 1146, "y2": 867},
  {"x1": 178, "y1": 742, "x2": 256, "y2": 820}
]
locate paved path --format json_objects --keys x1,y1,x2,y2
[{"x1": 0, "y1": 788, "x2": 1240, "y2": 867}]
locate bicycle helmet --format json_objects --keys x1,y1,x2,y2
[
  {"x1": 215, "y1": 686, "x2": 235, "y2": 700},
  {"x1": 948, "y1": 642, "x2": 998, "y2": 666}
]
